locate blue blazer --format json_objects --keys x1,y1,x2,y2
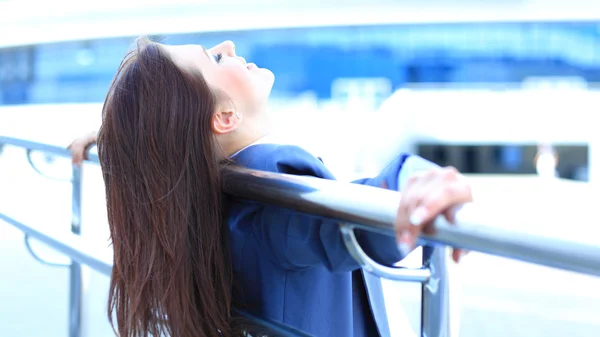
[{"x1": 228, "y1": 144, "x2": 435, "y2": 337}]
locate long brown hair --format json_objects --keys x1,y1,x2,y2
[{"x1": 98, "y1": 37, "x2": 239, "y2": 337}]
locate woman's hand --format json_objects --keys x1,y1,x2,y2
[
  {"x1": 395, "y1": 166, "x2": 472, "y2": 263},
  {"x1": 67, "y1": 131, "x2": 97, "y2": 167}
]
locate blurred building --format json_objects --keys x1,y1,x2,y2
[
  {"x1": 0, "y1": 1, "x2": 596, "y2": 182},
  {"x1": 1, "y1": 1, "x2": 600, "y2": 106}
]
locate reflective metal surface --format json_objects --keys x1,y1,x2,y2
[
  {"x1": 4, "y1": 136, "x2": 599, "y2": 279},
  {"x1": 421, "y1": 247, "x2": 451, "y2": 337},
  {"x1": 3, "y1": 136, "x2": 600, "y2": 337},
  {"x1": 69, "y1": 165, "x2": 83, "y2": 337},
  {"x1": 23, "y1": 234, "x2": 70, "y2": 267},
  {"x1": 340, "y1": 224, "x2": 431, "y2": 282},
  {"x1": 0, "y1": 213, "x2": 112, "y2": 276},
  {"x1": 222, "y1": 165, "x2": 400, "y2": 235},
  {"x1": 223, "y1": 165, "x2": 600, "y2": 277},
  {"x1": 0, "y1": 136, "x2": 100, "y2": 164},
  {"x1": 432, "y1": 204, "x2": 600, "y2": 277}
]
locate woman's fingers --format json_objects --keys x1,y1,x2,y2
[
  {"x1": 68, "y1": 133, "x2": 96, "y2": 167},
  {"x1": 395, "y1": 166, "x2": 473, "y2": 259}
]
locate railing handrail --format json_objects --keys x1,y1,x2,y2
[
  {"x1": 3, "y1": 135, "x2": 600, "y2": 277},
  {"x1": 223, "y1": 166, "x2": 600, "y2": 277},
  {"x1": 3, "y1": 135, "x2": 600, "y2": 337},
  {"x1": 1, "y1": 135, "x2": 95, "y2": 337},
  {"x1": 0, "y1": 136, "x2": 100, "y2": 164},
  {"x1": 0, "y1": 213, "x2": 112, "y2": 276}
]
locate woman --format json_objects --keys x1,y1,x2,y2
[{"x1": 71, "y1": 37, "x2": 472, "y2": 337}]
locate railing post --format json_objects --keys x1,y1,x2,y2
[
  {"x1": 69, "y1": 165, "x2": 83, "y2": 337},
  {"x1": 421, "y1": 246, "x2": 451, "y2": 337}
]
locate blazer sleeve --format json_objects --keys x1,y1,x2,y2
[{"x1": 231, "y1": 144, "x2": 434, "y2": 272}]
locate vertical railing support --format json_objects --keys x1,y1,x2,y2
[
  {"x1": 68, "y1": 165, "x2": 83, "y2": 337},
  {"x1": 421, "y1": 246, "x2": 451, "y2": 337}
]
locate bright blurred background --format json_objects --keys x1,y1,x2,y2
[{"x1": 1, "y1": 1, "x2": 600, "y2": 336}]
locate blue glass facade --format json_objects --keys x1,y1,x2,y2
[{"x1": 2, "y1": 22, "x2": 600, "y2": 105}]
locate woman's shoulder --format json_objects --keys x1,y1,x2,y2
[{"x1": 232, "y1": 143, "x2": 332, "y2": 178}]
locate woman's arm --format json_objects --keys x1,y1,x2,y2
[{"x1": 232, "y1": 144, "x2": 467, "y2": 272}]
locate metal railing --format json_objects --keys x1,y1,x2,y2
[
  {"x1": 0, "y1": 137, "x2": 96, "y2": 337},
  {"x1": 2, "y1": 135, "x2": 600, "y2": 337}
]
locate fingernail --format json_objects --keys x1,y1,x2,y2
[
  {"x1": 409, "y1": 206, "x2": 428, "y2": 227},
  {"x1": 397, "y1": 243, "x2": 412, "y2": 257}
]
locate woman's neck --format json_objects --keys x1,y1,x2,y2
[{"x1": 220, "y1": 132, "x2": 270, "y2": 158}]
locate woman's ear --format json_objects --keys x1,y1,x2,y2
[{"x1": 212, "y1": 110, "x2": 241, "y2": 134}]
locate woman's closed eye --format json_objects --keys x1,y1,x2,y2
[{"x1": 213, "y1": 53, "x2": 223, "y2": 63}]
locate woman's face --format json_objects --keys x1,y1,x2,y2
[{"x1": 164, "y1": 41, "x2": 274, "y2": 118}]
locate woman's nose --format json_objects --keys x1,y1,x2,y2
[
  {"x1": 208, "y1": 40, "x2": 236, "y2": 56},
  {"x1": 222, "y1": 40, "x2": 236, "y2": 56}
]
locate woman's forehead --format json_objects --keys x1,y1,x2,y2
[{"x1": 163, "y1": 44, "x2": 211, "y2": 72}]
